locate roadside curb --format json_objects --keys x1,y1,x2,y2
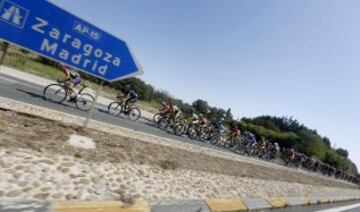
[
  {"x1": 3, "y1": 196, "x2": 358, "y2": 212},
  {"x1": 152, "y1": 199, "x2": 210, "y2": 212},
  {"x1": 52, "y1": 198, "x2": 150, "y2": 212},
  {"x1": 150, "y1": 196, "x2": 360, "y2": 211},
  {"x1": 187, "y1": 196, "x2": 360, "y2": 211}
]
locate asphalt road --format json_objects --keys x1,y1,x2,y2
[
  {"x1": 0, "y1": 71, "x2": 229, "y2": 152},
  {"x1": 264, "y1": 200, "x2": 360, "y2": 212}
]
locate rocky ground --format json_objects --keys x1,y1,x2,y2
[{"x1": 1, "y1": 109, "x2": 360, "y2": 204}]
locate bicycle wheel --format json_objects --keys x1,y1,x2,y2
[
  {"x1": 188, "y1": 127, "x2": 197, "y2": 139},
  {"x1": 108, "y1": 102, "x2": 122, "y2": 116},
  {"x1": 158, "y1": 117, "x2": 170, "y2": 129},
  {"x1": 153, "y1": 112, "x2": 161, "y2": 123},
  {"x1": 174, "y1": 124, "x2": 185, "y2": 136},
  {"x1": 199, "y1": 130, "x2": 208, "y2": 141},
  {"x1": 43, "y1": 84, "x2": 67, "y2": 103},
  {"x1": 76, "y1": 93, "x2": 95, "y2": 111},
  {"x1": 128, "y1": 108, "x2": 141, "y2": 121},
  {"x1": 209, "y1": 132, "x2": 220, "y2": 144}
]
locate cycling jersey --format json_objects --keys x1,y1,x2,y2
[
  {"x1": 199, "y1": 117, "x2": 207, "y2": 125},
  {"x1": 161, "y1": 104, "x2": 171, "y2": 112},
  {"x1": 187, "y1": 113, "x2": 199, "y2": 124},
  {"x1": 124, "y1": 90, "x2": 138, "y2": 104},
  {"x1": 212, "y1": 121, "x2": 224, "y2": 131},
  {"x1": 231, "y1": 128, "x2": 240, "y2": 136},
  {"x1": 59, "y1": 63, "x2": 70, "y2": 77},
  {"x1": 59, "y1": 64, "x2": 81, "y2": 87},
  {"x1": 125, "y1": 90, "x2": 138, "y2": 99},
  {"x1": 172, "y1": 105, "x2": 181, "y2": 113}
]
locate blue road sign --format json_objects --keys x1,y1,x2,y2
[{"x1": 0, "y1": 0, "x2": 142, "y2": 81}]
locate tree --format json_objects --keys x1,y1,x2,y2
[
  {"x1": 336, "y1": 148, "x2": 349, "y2": 158},
  {"x1": 224, "y1": 108, "x2": 233, "y2": 122},
  {"x1": 192, "y1": 99, "x2": 209, "y2": 115},
  {"x1": 210, "y1": 107, "x2": 227, "y2": 121},
  {"x1": 324, "y1": 151, "x2": 349, "y2": 171},
  {"x1": 322, "y1": 137, "x2": 331, "y2": 148}
]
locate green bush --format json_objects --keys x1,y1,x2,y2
[{"x1": 324, "y1": 151, "x2": 349, "y2": 171}]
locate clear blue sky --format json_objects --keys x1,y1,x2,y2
[{"x1": 50, "y1": 0, "x2": 360, "y2": 168}]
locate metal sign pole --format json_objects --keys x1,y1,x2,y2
[
  {"x1": 0, "y1": 42, "x2": 9, "y2": 65},
  {"x1": 83, "y1": 80, "x2": 104, "y2": 128}
]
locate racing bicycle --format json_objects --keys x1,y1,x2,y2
[
  {"x1": 43, "y1": 79, "x2": 95, "y2": 111},
  {"x1": 108, "y1": 96, "x2": 141, "y2": 121}
]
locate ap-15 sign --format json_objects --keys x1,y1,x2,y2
[{"x1": 0, "y1": 0, "x2": 142, "y2": 81}]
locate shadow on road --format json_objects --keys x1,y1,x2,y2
[
  {"x1": 16, "y1": 88, "x2": 44, "y2": 100},
  {"x1": 16, "y1": 88, "x2": 79, "y2": 111},
  {"x1": 97, "y1": 108, "x2": 110, "y2": 115}
]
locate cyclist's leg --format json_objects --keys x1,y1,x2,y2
[
  {"x1": 172, "y1": 111, "x2": 179, "y2": 124},
  {"x1": 128, "y1": 98, "x2": 136, "y2": 111},
  {"x1": 123, "y1": 99, "x2": 130, "y2": 112},
  {"x1": 125, "y1": 97, "x2": 136, "y2": 113},
  {"x1": 175, "y1": 111, "x2": 181, "y2": 122},
  {"x1": 67, "y1": 83, "x2": 77, "y2": 101}
]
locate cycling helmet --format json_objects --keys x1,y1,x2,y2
[
  {"x1": 123, "y1": 84, "x2": 131, "y2": 92},
  {"x1": 70, "y1": 71, "x2": 79, "y2": 78},
  {"x1": 274, "y1": 142, "x2": 279, "y2": 146},
  {"x1": 199, "y1": 113, "x2": 204, "y2": 117},
  {"x1": 161, "y1": 101, "x2": 167, "y2": 106},
  {"x1": 59, "y1": 63, "x2": 67, "y2": 70},
  {"x1": 220, "y1": 117, "x2": 225, "y2": 122}
]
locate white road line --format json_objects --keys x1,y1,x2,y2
[
  {"x1": 0, "y1": 75, "x2": 19, "y2": 84},
  {"x1": 315, "y1": 203, "x2": 360, "y2": 212}
]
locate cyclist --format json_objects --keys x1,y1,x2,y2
[
  {"x1": 258, "y1": 137, "x2": 269, "y2": 155},
  {"x1": 209, "y1": 117, "x2": 224, "y2": 134},
  {"x1": 287, "y1": 148, "x2": 296, "y2": 160},
  {"x1": 170, "y1": 103, "x2": 182, "y2": 124},
  {"x1": 186, "y1": 110, "x2": 199, "y2": 126},
  {"x1": 198, "y1": 113, "x2": 208, "y2": 131},
  {"x1": 273, "y1": 142, "x2": 280, "y2": 152},
  {"x1": 59, "y1": 63, "x2": 81, "y2": 101},
  {"x1": 121, "y1": 85, "x2": 138, "y2": 114},
  {"x1": 228, "y1": 124, "x2": 241, "y2": 146},
  {"x1": 207, "y1": 117, "x2": 224, "y2": 141},
  {"x1": 160, "y1": 102, "x2": 171, "y2": 113},
  {"x1": 268, "y1": 142, "x2": 280, "y2": 159}
]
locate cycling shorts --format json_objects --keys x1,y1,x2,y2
[
  {"x1": 126, "y1": 96, "x2": 138, "y2": 104},
  {"x1": 174, "y1": 110, "x2": 181, "y2": 118},
  {"x1": 72, "y1": 77, "x2": 81, "y2": 86}
]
